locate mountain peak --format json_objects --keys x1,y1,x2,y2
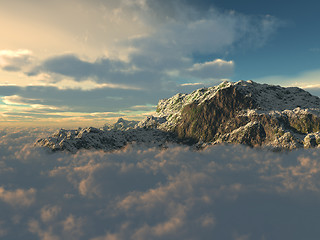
[
  {"x1": 35, "y1": 81, "x2": 320, "y2": 152},
  {"x1": 138, "y1": 80, "x2": 320, "y2": 149}
]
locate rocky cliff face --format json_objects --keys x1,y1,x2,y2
[
  {"x1": 139, "y1": 80, "x2": 320, "y2": 150},
  {"x1": 35, "y1": 80, "x2": 320, "y2": 152}
]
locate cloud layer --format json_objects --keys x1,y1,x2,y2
[{"x1": 1, "y1": 127, "x2": 320, "y2": 239}]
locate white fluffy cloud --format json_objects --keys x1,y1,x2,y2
[
  {"x1": 186, "y1": 59, "x2": 234, "y2": 79},
  {"x1": 0, "y1": 49, "x2": 33, "y2": 72},
  {"x1": 1, "y1": 127, "x2": 320, "y2": 239}
]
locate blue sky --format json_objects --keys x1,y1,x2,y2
[
  {"x1": 0, "y1": 0, "x2": 319, "y2": 127},
  {"x1": 215, "y1": 0, "x2": 320, "y2": 80},
  {"x1": 188, "y1": 0, "x2": 320, "y2": 82}
]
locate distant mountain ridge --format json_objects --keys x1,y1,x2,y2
[{"x1": 35, "y1": 80, "x2": 320, "y2": 152}]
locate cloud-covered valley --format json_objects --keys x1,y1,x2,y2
[{"x1": 1, "y1": 127, "x2": 320, "y2": 240}]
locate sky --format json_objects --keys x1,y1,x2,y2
[
  {"x1": 1, "y1": 0, "x2": 320, "y2": 127},
  {"x1": 1, "y1": 128, "x2": 320, "y2": 240}
]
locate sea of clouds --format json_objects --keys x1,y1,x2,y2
[{"x1": 0, "y1": 127, "x2": 320, "y2": 240}]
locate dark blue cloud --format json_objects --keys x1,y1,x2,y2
[
  {"x1": 39, "y1": 54, "x2": 94, "y2": 78},
  {"x1": 3, "y1": 66, "x2": 22, "y2": 72},
  {"x1": 27, "y1": 54, "x2": 167, "y2": 91},
  {"x1": 0, "y1": 85, "x2": 164, "y2": 112},
  {"x1": 0, "y1": 86, "x2": 20, "y2": 96},
  {"x1": 29, "y1": 54, "x2": 123, "y2": 79}
]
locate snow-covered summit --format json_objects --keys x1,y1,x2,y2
[
  {"x1": 234, "y1": 80, "x2": 320, "y2": 111},
  {"x1": 156, "y1": 80, "x2": 320, "y2": 116},
  {"x1": 140, "y1": 80, "x2": 320, "y2": 132}
]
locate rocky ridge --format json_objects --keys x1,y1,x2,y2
[
  {"x1": 35, "y1": 80, "x2": 320, "y2": 152},
  {"x1": 35, "y1": 126, "x2": 177, "y2": 153}
]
